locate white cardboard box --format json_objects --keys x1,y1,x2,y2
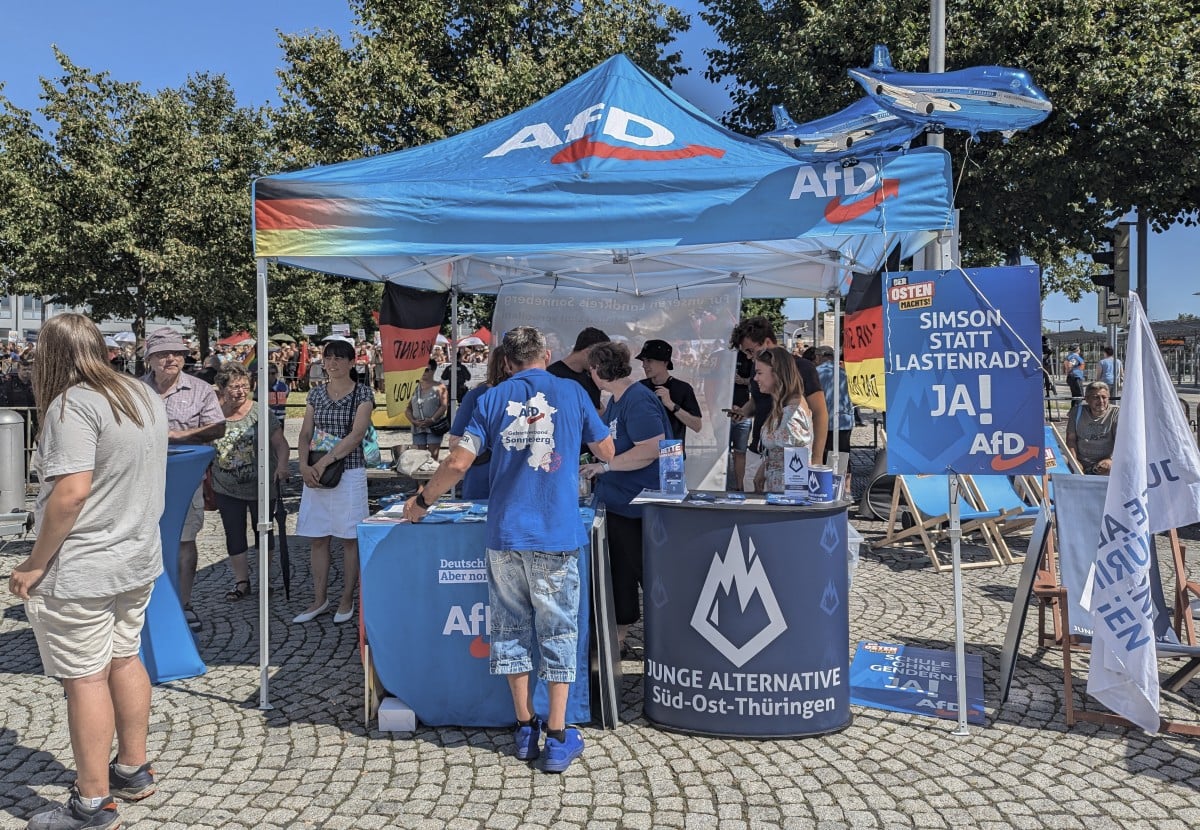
[{"x1": 378, "y1": 697, "x2": 417, "y2": 732}]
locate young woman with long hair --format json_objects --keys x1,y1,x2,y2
[
  {"x1": 10, "y1": 313, "x2": 168, "y2": 828},
  {"x1": 752, "y1": 346, "x2": 813, "y2": 493}
]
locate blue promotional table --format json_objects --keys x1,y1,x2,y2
[
  {"x1": 642, "y1": 499, "x2": 851, "y2": 737},
  {"x1": 357, "y1": 505, "x2": 594, "y2": 727},
  {"x1": 139, "y1": 445, "x2": 212, "y2": 684}
]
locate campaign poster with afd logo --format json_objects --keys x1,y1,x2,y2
[{"x1": 882, "y1": 266, "x2": 1044, "y2": 476}]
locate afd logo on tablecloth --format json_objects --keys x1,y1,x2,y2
[
  {"x1": 690, "y1": 528, "x2": 787, "y2": 669},
  {"x1": 443, "y1": 602, "x2": 491, "y2": 659}
]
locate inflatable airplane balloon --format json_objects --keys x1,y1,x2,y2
[
  {"x1": 760, "y1": 100, "x2": 927, "y2": 165},
  {"x1": 848, "y1": 45, "x2": 1052, "y2": 140}
]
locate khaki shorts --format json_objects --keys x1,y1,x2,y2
[
  {"x1": 25, "y1": 582, "x2": 155, "y2": 679},
  {"x1": 181, "y1": 484, "x2": 205, "y2": 543}
]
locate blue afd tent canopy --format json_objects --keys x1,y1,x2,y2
[{"x1": 254, "y1": 54, "x2": 952, "y2": 298}]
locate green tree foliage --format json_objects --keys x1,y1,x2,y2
[
  {"x1": 701, "y1": 0, "x2": 1200, "y2": 300},
  {"x1": 266, "y1": 264, "x2": 383, "y2": 338},
  {"x1": 273, "y1": 0, "x2": 688, "y2": 166},
  {"x1": 0, "y1": 53, "x2": 270, "y2": 342},
  {"x1": 0, "y1": 95, "x2": 52, "y2": 292},
  {"x1": 740, "y1": 298, "x2": 785, "y2": 336}
]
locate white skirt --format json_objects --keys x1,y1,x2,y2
[{"x1": 296, "y1": 466, "x2": 369, "y2": 540}]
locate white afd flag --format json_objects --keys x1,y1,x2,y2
[{"x1": 1083, "y1": 294, "x2": 1200, "y2": 732}]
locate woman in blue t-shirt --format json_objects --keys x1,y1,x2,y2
[{"x1": 581, "y1": 342, "x2": 672, "y2": 654}]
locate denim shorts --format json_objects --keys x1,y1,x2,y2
[
  {"x1": 729, "y1": 417, "x2": 751, "y2": 453},
  {"x1": 486, "y1": 548, "x2": 580, "y2": 683}
]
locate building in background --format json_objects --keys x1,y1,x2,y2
[{"x1": 0, "y1": 294, "x2": 187, "y2": 343}]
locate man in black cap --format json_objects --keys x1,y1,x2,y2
[
  {"x1": 547, "y1": 327, "x2": 609, "y2": 413},
  {"x1": 637, "y1": 339, "x2": 701, "y2": 449}
]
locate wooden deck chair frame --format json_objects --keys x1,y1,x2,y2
[
  {"x1": 1038, "y1": 478, "x2": 1200, "y2": 736},
  {"x1": 871, "y1": 474, "x2": 1007, "y2": 572},
  {"x1": 1021, "y1": 423, "x2": 1084, "y2": 505},
  {"x1": 1026, "y1": 425, "x2": 1084, "y2": 643},
  {"x1": 961, "y1": 474, "x2": 1042, "y2": 567},
  {"x1": 1171, "y1": 528, "x2": 1200, "y2": 647}
]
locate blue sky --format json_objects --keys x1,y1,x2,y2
[{"x1": 3, "y1": 0, "x2": 1196, "y2": 327}]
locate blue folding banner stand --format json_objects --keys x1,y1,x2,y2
[{"x1": 139, "y1": 445, "x2": 213, "y2": 684}]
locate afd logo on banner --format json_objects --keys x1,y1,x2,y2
[
  {"x1": 690, "y1": 528, "x2": 788, "y2": 668},
  {"x1": 485, "y1": 103, "x2": 724, "y2": 164},
  {"x1": 882, "y1": 266, "x2": 1045, "y2": 476}
]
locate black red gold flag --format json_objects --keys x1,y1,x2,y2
[
  {"x1": 843, "y1": 271, "x2": 885, "y2": 411},
  {"x1": 378, "y1": 284, "x2": 449, "y2": 418}
]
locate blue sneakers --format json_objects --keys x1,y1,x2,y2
[
  {"x1": 513, "y1": 718, "x2": 542, "y2": 761},
  {"x1": 542, "y1": 727, "x2": 584, "y2": 773}
]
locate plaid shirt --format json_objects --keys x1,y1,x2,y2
[
  {"x1": 307, "y1": 382, "x2": 374, "y2": 469},
  {"x1": 142, "y1": 371, "x2": 224, "y2": 435}
]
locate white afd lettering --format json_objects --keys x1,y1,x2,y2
[
  {"x1": 788, "y1": 161, "x2": 879, "y2": 199},
  {"x1": 484, "y1": 123, "x2": 563, "y2": 158},
  {"x1": 603, "y1": 106, "x2": 673, "y2": 146},
  {"x1": 484, "y1": 103, "x2": 675, "y2": 157},
  {"x1": 442, "y1": 602, "x2": 489, "y2": 635}
]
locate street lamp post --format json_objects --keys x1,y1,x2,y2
[{"x1": 1046, "y1": 317, "x2": 1079, "y2": 333}]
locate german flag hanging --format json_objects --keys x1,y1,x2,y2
[
  {"x1": 378, "y1": 284, "x2": 449, "y2": 417},
  {"x1": 843, "y1": 271, "x2": 885, "y2": 411}
]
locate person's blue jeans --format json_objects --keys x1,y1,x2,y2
[
  {"x1": 729, "y1": 417, "x2": 751, "y2": 453},
  {"x1": 486, "y1": 548, "x2": 580, "y2": 683}
]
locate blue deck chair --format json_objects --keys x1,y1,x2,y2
[
  {"x1": 1024, "y1": 423, "x2": 1083, "y2": 505},
  {"x1": 962, "y1": 474, "x2": 1042, "y2": 565},
  {"x1": 1047, "y1": 474, "x2": 1200, "y2": 735},
  {"x1": 871, "y1": 473, "x2": 1008, "y2": 572}
]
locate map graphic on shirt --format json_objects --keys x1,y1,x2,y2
[{"x1": 501, "y1": 392, "x2": 559, "y2": 471}]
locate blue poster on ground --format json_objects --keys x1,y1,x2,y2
[
  {"x1": 882, "y1": 266, "x2": 1044, "y2": 476},
  {"x1": 849, "y1": 641, "x2": 986, "y2": 725}
]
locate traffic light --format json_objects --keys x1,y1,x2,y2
[{"x1": 1090, "y1": 224, "x2": 1131, "y2": 297}]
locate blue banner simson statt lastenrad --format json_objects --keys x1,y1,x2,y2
[{"x1": 882, "y1": 266, "x2": 1045, "y2": 476}]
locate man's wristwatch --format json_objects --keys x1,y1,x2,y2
[
  {"x1": 672, "y1": 403, "x2": 681, "y2": 414},
  {"x1": 415, "y1": 492, "x2": 432, "y2": 509}
]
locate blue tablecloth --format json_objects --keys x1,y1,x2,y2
[
  {"x1": 139, "y1": 445, "x2": 212, "y2": 684},
  {"x1": 358, "y1": 504, "x2": 594, "y2": 727}
]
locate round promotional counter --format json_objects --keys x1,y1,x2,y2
[{"x1": 642, "y1": 498, "x2": 851, "y2": 738}]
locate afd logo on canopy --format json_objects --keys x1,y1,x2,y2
[
  {"x1": 484, "y1": 103, "x2": 725, "y2": 164},
  {"x1": 690, "y1": 528, "x2": 787, "y2": 668}
]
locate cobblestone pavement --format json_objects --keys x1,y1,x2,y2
[{"x1": 3, "y1": 420, "x2": 1200, "y2": 829}]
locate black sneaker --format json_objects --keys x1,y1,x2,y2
[
  {"x1": 27, "y1": 786, "x2": 120, "y2": 830},
  {"x1": 108, "y1": 758, "x2": 155, "y2": 802}
]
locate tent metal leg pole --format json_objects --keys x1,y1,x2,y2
[
  {"x1": 256, "y1": 257, "x2": 274, "y2": 711},
  {"x1": 948, "y1": 473, "x2": 968, "y2": 735},
  {"x1": 449, "y1": 289, "x2": 458, "y2": 425},
  {"x1": 830, "y1": 294, "x2": 841, "y2": 482}
]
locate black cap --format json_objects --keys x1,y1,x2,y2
[
  {"x1": 573, "y1": 327, "x2": 609, "y2": 352},
  {"x1": 635, "y1": 339, "x2": 674, "y2": 370}
]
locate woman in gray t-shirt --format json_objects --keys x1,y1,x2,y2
[{"x1": 8, "y1": 313, "x2": 168, "y2": 827}]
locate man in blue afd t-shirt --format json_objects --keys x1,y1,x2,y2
[{"x1": 403, "y1": 327, "x2": 614, "y2": 774}]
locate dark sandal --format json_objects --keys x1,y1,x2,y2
[{"x1": 225, "y1": 580, "x2": 252, "y2": 601}]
